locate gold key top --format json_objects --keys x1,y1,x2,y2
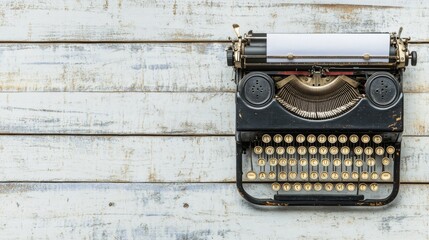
[
  {"x1": 257, "y1": 158, "x2": 265, "y2": 166},
  {"x1": 310, "y1": 171, "x2": 319, "y2": 180},
  {"x1": 333, "y1": 158, "x2": 341, "y2": 167},
  {"x1": 293, "y1": 183, "x2": 302, "y2": 191},
  {"x1": 328, "y1": 135, "x2": 337, "y2": 144},
  {"x1": 300, "y1": 172, "x2": 308, "y2": 180},
  {"x1": 272, "y1": 182, "x2": 281, "y2": 191},
  {"x1": 286, "y1": 146, "x2": 296, "y2": 155},
  {"x1": 304, "y1": 183, "x2": 312, "y2": 191},
  {"x1": 349, "y1": 134, "x2": 359, "y2": 143},
  {"x1": 307, "y1": 134, "x2": 316, "y2": 143},
  {"x1": 289, "y1": 171, "x2": 297, "y2": 179},
  {"x1": 359, "y1": 183, "x2": 367, "y2": 191},
  {"x1": 336, "y1": 183, "x2": 345, "y2": 192},
  {"x1": 381, "y1": 172, "x2": 391, "y2": 180},
  {"x1": 386, "y1": 146, "x2": 395, "y2": 155},
  {"x1": 354, "y1": 146, "x2": 363, "y2": 155},
  {"x1": 265, "y1": 146, "x2": 275, "y2": 155},
  {"x1": 262, "y1": 134, "x2": 271, "y2": 143},
  {"x1": 308, "y1": 146, "x2": 317, "y2": 155},
  {"x1": 279, "y1": 171, "x2": 287, "y2": 180},
  {"x1": 319, "y1": 146, "x2": 328, "y2": 155},
  {"x1": 246, "y1": 171, "x2": 257, "y2": 180},
  {"x1": 370, "y1": 183, "x2": 379, "y2": 191},
  {"x1": 317, "y1": 134, "x2": 327, "y2": 144},
  {"x1": 341, "y1": 146, "x2": 350, "y2": 155},
  {"x1": 375, "y1": 146, "x2": 384, "y2": 156},
  {"x1": 296, "y1": 134, "x2": 305, "y2": 143},
  {"x1": 325, "y1": 183, "x2": 334, "y2": 191},
  {"x1": 276, "y1": 147, "x2": 285, "y2": 155},
  {"x1": 310, "y1": 158, "x2": 319, "y2": 166},
  {"x1": 254, "y1": 146, "x2": 263, "y2": 155},
  {"x1": 314, "y1": 183, "x2": 323, "y2": 191},
  {"x1": 279, "y1": 158, "x2": 287, "y2": 166},
  {"x1": 347, "y1": 183, "x2": 356, "y2": 191},
  {"x1": 329, "y1": 146, "x2": 339, "y2": 155},
  {"x1": 338, "y1": 134, "x2": 347, "y2": 143},
  {"x1": 382, "y1": 157, "x2": 390, "y2": 166},
  {"x1": 284, "y1": 134, "x2": 293, "y2": 143},
  {"x1": 364, "y1": 147, "x2": 373, "y2": 155},
  {"x1": 361, "y1": 134, "x2": 370, "y2": 143},
  {"x1": 341, "y1": 172, "x2": 350, "y2": 180},
  {"x1": 268, "y1": 171, "x2": 276, "y2": 179},
  {"x1": 373, "y1": 135, "x2": 382, "y2": 144},
  {"x1": 283, "y1": 183, "x2": 291, "y2": 191},
  {"x1": 273, "y1": 134, "x2": 283, "y2": 143},
  {"x1": 269, "y1": 158, "x2": 277, "y2": 166},
  {"x1": 289, "y1": 158, "x2": 297, "y2": 166},
  {"x1": 297, "y1": 146, "x2": 307, "y2": 155},
  {"x1": 259, "y1": 172, "x2": 266, "y2": 179},
  {"x1": 344, "y1": 158, "x2": 352, "y2": 167},
  {"x1": 351, "y1": 171, "x2": 359, "y2": 180}
]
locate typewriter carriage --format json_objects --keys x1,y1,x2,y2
[{"x1": 228, "y1": 25, "x2": 415, "y2": 206}]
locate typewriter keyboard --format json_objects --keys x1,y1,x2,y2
[{"x1": 241, "y1": 133, "x2": 397, "y2": 200}]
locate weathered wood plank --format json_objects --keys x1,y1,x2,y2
[
  {"x1": 0, "y1": 183, "x2": 427, "y2": 239},
  {"x1": 0, "y1": 92, "x2": 426, "y2": 135},
  {"x1": 0, "y1": 136, "x2": 426, "y2": 183},
  {"x1": 0, "y1": 43, "x2": 426, "y2": 93},
  {"x1": 0, "y1": 0, "x2": 427, "y2": 41},
  {"x1": 0, "y1": 43, "x2": 234, "y2": 92}
]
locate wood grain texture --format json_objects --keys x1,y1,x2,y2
[
  {"x1": 0, "y1": 92, "x2": 426, "y2": 135},
  {"x1": 0, "y1": 183, "x2": 428, "y2": 239},
  {"x1": 0, "y1": 43, "x2": 426, "y2": 93},
  {"x1": 0, "y1": 0, "x2": 428, "y2": 41},
  {"x1": 0, "y1": 43, "x2": 234, "y2": 92},
  {"x1": 0, "y1": 135, "x2": 426, "y2": 183}
]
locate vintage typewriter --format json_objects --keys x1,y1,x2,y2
[{"x1": 226, "y1": 24, "x2": 418, "y2": 206}]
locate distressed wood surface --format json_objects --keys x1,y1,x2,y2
[
  {"x1": 0, "y1": 44, "x2": 427, "y2": 93},
  {"x1": 0, "y1": 92, "x2": 426, "y2": 135},
  {"x1": 0, "y1": 183, "x2": 428, "y2": 239},
  {"x1": 0, "y1": 135, "x2": 426, "y2": 183},
  {"x1": 0, "y1": 0, "x2": 428, "y2": 41}
]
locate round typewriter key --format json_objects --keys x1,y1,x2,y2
[
  {"x1": 373, "y1": 135, "x2": 382, "y2": 144},
  {"x1": 304, "y1": 183, "x2": 312, "y2": 191},
  {"x1": 284, "y1": 134, "x2": 293, "y2": 143},
  {"x1": 257, "y1": 158, "x2": 266, "y2": 166},
  {"x1": 370, "y1": 183, "x2": 379, "y2": 192},
  {"x1": 254, "y1": 146, "x2": 263, "y2": 155},
  {"x1": 265, "y1": 146, "x2": 275, "y2": 155},
  {"x1": 289, "y1": 171, "x2": 297, "y2": 180},
  {"x1": 317, "y1": 134, "x2": 327, "y2": 144},
  {"x1": 279, "y1": 171, "x2": 287, "y2": 180},
  {"x1": 349, "y1": 134, "x2": 359, "y2": 143},
  {"x1": 310, "y1": 171, "x2": 319, "y2": 180},
  {"x1": 293, "y1": 183, "x2": 302, "y2": 192},
  {"x1": 333, "y1": 158, "x2": 341, "y2": 167},
  {"x1": 279, "y1": 158, "x2": 287, "y2": 166},
  {"x1": 296, "y1": 134, "x2": 305, "y2": 143},
  {"x1": 331, "y1": 172, "x2": 339, "y2": 180},
  {"x1": 307, "y1": 134, "x2": 316, "y2": 143},
  {"x1": 321, "y1": 171, "x2": 329, "y2": 180},
  {"x1": 355, "y1": 159, "x2": 363, "y2": 167},
  {"x1": 319, "y1": 146, "x2": 328, "y2": 155},
  {"x1": 386, "y1": 146, "x2": 395, "y2": 155},
  {"x1": 272, "y1": 182, "x2": 281, "y2": 191},
  {"x1": 297, "y1": 146, "x2": 307, "y2": 155},
  {"x1": 329, "y1": 146, "x2": 339, "y2": 155},
  {"x1": 262, "y1": 134, "x2": 271, "y2": 143},
  {"x1": 338, "y1": 134, "x2": 348, "y2": 143},
  {"x1": 310, "y1": 158, "x2": 319, "y2": 166},
  {"x1": 361, "y1": 171, "x2": 369, "y2": 180},
  {"x1": 382, "y1": 157, "x2": 390, "y2": 166},
  {"x1": 283, "y1": 183, "x2": 291, "y2": 191},
  {"x1": 299, "y1": 158, "x2": 308, "y2": 166},
  {"x1": 321, "y1": 158, "x2": 330, "y2": 167},
  {"x1": 344, "y1": 158, "x2": 353, "y2": 167},
  {"x1": 361, "y1": 135, "x2": 370, "y2": 143},
  {"x1": 276, "y1": 146, "x2": 285, "y2": 155},
  {"x1": 325, "y1": 183, "x2": 334, "y2": 191},
  {"x1": 282, "y1": 183, "x2": 291, "y2": 192},
  {"x1": 259, "y1": 172, "x2": 266, "y2": 179},
  {"x1": 289, "y1": 158, "x2": 297, "y2": 166},
  {"x1": 308, "y1": 146, "x2": 317, "y2": 155},
  {"x1": 354, "y1": 146, "x2": 363, "y2": 155},
  {"x1": 371, "y1": 172, "x2": 378, "y2": 180},
  {"x1": 375, "y1": 146, "x2": 385, "y2": 156},
  {"x1": 336, "y1": 183, "x2": 345, "y2": 192},
  {"x1": 364, "y1": 147, "x2": 374, "y2": 156},
  {"x1": 314, "y1": 183, "x2": 323, "y2": 191},
  {"x1": 273, "y1": 134, "x2": 283, "y2": 143},
  {"x1": 381, "y1": 172, "x2": 391, "y2": 180},
  {"x1": 300, "y1": 172, "x2": 308, "y2": 180},
  {"x1": 246, "y1": 171, "x2": 257, "y2": 180},
  {"x1": 269, "y1": 158, "x2": 278, "y2": 166},
  {"x1": 347, "y1": 183, "x2": 356, "y2": 192},
  {"x1": 328, "y1": 134, "x2": 337, "y2": 144},
  {"x1": 367, "y1": 158, "x2": 376, "y2": 167},
  {"x1": 359, "y1": 183, "x2": 367, "y2": 191},
  {"x1": 342, "y1": 172, "x2": 350, "y2": 180},
  {"x1": 341, "y1": 146, "x2": 350, "y2": 155},
  {"x1": 351, "y1": 171, "x2": 359, "y2": 179},
  {"x1": 286, "y1": 146, "x2": 296, "y2": 155}
]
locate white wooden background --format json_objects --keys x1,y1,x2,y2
[{"x1": 0, "y1": 1, "x2": 429, "y2": 239}]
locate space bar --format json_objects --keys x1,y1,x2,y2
[{"x1": 274, "y1": 194, "x2": 364, "y2": 202}]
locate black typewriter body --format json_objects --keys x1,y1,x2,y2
[{"x1": 227, "y1": 25, "x2": 417, "y2": 206}]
